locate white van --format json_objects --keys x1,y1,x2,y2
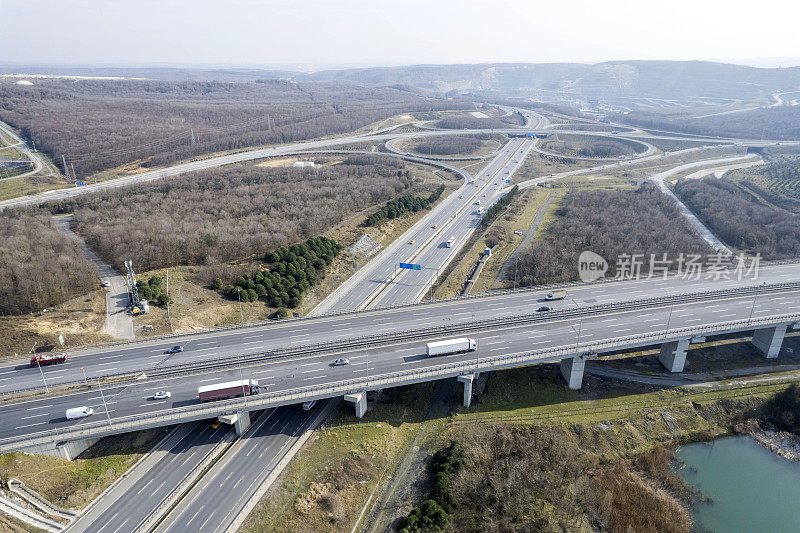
[{"x1": 66, "y1": 407, "x2": 94, "y2": 420}]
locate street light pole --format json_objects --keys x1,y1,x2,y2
[
  {"x1": 29, "y1": 342, "x2": 49, "y2": 393},
  {"x1": 96, "y1": 375, "x2": 113, "y2": 429},
  {"x1": 665, "y1": 304, "x2": 674, "y2": 338},
  {"x1": 34, "y1": 357, "x2": 49, "y2": 393},
  {"x1": 238, "y1": 353, "x2": 248, "y2": 408},
  {"x1": 513, "y1": 258, "x2": 519, "y2": 290}
]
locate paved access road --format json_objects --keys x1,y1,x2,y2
[
  {"x1": 52, "y1": 215, "x2": 134, "y2": 339},
  {"x1": 3, "y1": 281, "x2": 800, "y2": 447}
]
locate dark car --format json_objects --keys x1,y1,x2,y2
[
  {"x1": 536, "y1": 306, "x2": 550, "y2": 312},
  {"x1": 165, "y1": 345, "x2": 184, "y2": 354}
]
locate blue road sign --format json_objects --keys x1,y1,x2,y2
[
  {"x1": 399, "y1": 262, "x2": 422, "y2": 271},
  {"x1": 76, "y1": 181, "x2": 85, "y2": 186},
  {"x1": 505, "y1": 179, "x2": 511, "y2": 183}
]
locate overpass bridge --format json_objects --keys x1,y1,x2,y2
[{"x1": 2, "y1": 274, "x2": 800, "y2": 456}]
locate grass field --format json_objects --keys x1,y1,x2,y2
[
  {"x1": 241, "y1": 383, "x2": 438, "y2": 533},
  {"x1": 538, "y1": 133, "x2": 647, "y2": 159},
  {"x1": 0, "y1": 289, "x2": 111, "y2": 359}
]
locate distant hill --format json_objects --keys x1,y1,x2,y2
[
  {"x1": 305, "y1": 61, "x2": 800, "y2": 102},
  {"x1": 4, "y1": 61, "x2": 800, "y2": 102}
]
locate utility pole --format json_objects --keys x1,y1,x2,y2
[{"x1": 191, "y1": 129, "x2": 196, "y2": 145}]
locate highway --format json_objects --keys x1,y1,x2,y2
[
  {"x1": 67, "y1": 422, "x2": 236, "y2": 533},
  {"x1": 6, "y1": 262, "x2": 800, "y2": 397},
  {"x1": 3, "y1": 278, "x2": 800, "y2": 449}
]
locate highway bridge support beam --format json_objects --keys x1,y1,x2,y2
[
  {"x1": 218, "y1": 411, "x2": 251, "y2": 436},
  {"x1": 752, "y1": 325, "x2": 787, "y2": 359},
  {"x1": 457, "y1": 374, "x2": 476, "y2": 408},
  {"x1": 560, "y1": 356, "x2": 586, "y2": 390},
  {"x1": 344, "y1": 392, "x2": 368, "y2": 418},
  {"x1": 658, "y1": 339, "x2": 690, "y2": 372}
]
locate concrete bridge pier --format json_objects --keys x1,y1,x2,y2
[
  {"x1": 658, "y1": 338, "x2": 691, "y2": 372},
  {"x1": 218, "y1": 411, "x2": 251, "y2": 435},
  {"x1": 344, "y1": 392, "x2": 368, "y2": 418},
  {"x1": 752, "y1": 324, "x2": 787, "y2": 358},
  {"x1": 20, "y1": 437, "x2": 100, "y2": 461},
  {"x1": 560, "y1": 356, "x2": 587, "y2": 390},
  {"x1": 457, "y1": 374, "x2": 477, "y2": 407}
]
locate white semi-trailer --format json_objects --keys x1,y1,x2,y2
[{"x1": 426, "y1": 338, "x2": 477, "y2": 357}]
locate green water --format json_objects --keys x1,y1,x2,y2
[{"x1": 675, "y1": 435, "x2": 800, "y2": 532}]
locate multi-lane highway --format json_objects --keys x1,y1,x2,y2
[{"x1": 3, "y1": 276, "x2": 800, "y2": 453}]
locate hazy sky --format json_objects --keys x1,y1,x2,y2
[{"x1": 2, "y1": 0, "x2": 799, "y2": 69}]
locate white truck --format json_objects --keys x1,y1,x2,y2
[
  {"x1": 66, "y1": 406, "x2": 94, "y2": 420},
  {"x1": 444, "y1": 237, "x2": 455, "y2": 248},
  {"x1": 476, "y1": 207, "x2": 485, "y2": 215},
  {"x1": 426, "y1": 338, "x2": 477, "y2": 357}
]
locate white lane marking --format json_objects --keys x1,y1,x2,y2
[
  {"x1": 15, "y1": 422, "x2": 48, "y2": 428},
  {"x1": 199, "y1": 509, "x2": 217, "y2": 530},
  {"x1": 96, "y1": 513, "x2": 118, "y2": 533},
  {"x1": 186, "y1": 506, "x2": 204, "y2": 526},
  {"x1": 136, "y1": 476, "x2": 156, "y2": 495},
  {"x1": 25, "y1": 405, "x2": 53, "y2": 411}
]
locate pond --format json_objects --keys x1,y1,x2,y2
[{"x1": 675, "y1": 435, "x2": 800, "y2": 532}]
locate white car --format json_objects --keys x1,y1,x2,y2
[
  {"x1": 102, "y1": 280, "x2": 110, "y2": 287},
  {"x1": 153, "y1": 391, "x2": 171, "y2": 400},
  {"x1": 331, "y1": 358, "x2": 350, "y2": 366}
]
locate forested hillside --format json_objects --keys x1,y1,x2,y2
[{"x1": 0, "y1": 79, "x2": 466, "y2": 175}]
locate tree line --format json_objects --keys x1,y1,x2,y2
[
  {"x1": 481, "y1": 185, "x2": 519, "y2": 225},
  {"x1": 215, "y1": 236, "x2": 341, "y2": 311},
  {"x1": 364, "y1": 185, "x2": 445, "y2": 226}
]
